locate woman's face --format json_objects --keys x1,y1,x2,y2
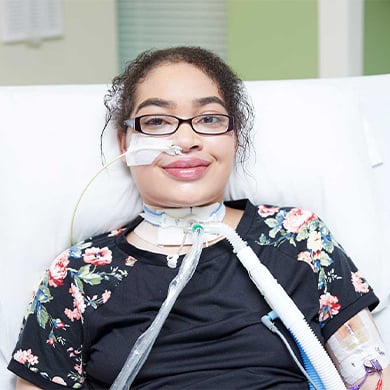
[{"x1": 119, "y1": 62, "x2": 236, "y2": 209}]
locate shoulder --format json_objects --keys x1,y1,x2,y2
[
  {"x1": 8, "y1": 228, "x2": 137, "y2": 388},
  {"x1": 255, "y1": 204, "x2": 335, "y2": 252},
  {"x1": 22, "y1": 229, "x2": 133, "y2": 340},
  {"x1": 254, "y1": 204, "x2": 347, "y2": 279},
  {"x1": 58, "y1": 227, "x2": 130, "y2": 270},
  {"x1": 45, "y1": 228, "x2": 133, "y2": 310},
  {"x1": 253, "y1": 203, "x2": 378, "y2": 328}
]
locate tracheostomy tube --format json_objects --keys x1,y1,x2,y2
[{"x1": 110, "y1": 224, "x2": 205, "y2": 390}]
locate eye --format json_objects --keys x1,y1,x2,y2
[
  {"x1": 142, "y1": 116, "x2": 170, "y2": 127},
  {"x1": 199, "y1": 115, "x2": 222, "y2": 124},
  {"x1": 195, "y1": 115, "x2": 229, "y2": 130},
  {"x1": 138, "y1": 115, "x2": 178, "y2": 135}
]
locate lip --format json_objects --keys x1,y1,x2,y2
[{"x1": 162, "y1": 158, "x2": 211, "y2": 180}]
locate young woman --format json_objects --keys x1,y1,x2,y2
[{"x1": 9, "y1": 47, "x2": 389, "y2": 389}]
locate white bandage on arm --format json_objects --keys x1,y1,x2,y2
[{"x1": 326, "y1": 308, "x2": 389, "y2": 387}]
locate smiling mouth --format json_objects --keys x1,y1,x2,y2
[{"x1": 163, "y1": 159, "x2": 210, "y2": 180}]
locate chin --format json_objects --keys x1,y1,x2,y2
[
  {"x1": 139, "y1": 178, "x2": 227, "y2": 208},
  {"x1": 146, "y1": 193, "x2": 223, "y2": 209}
]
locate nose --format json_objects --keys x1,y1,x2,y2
[{"x1": 171, "y1": 121, "x2": 202, "y2": 152}]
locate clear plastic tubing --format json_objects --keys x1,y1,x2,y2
[
  {"x1": 206, "y1": 222, "x2": 346, "y2": 390},
  {"x1": 110, "y1": 225, "x2": 205, "y2": 390}
]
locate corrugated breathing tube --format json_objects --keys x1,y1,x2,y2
[{"x1": 205, "y1": 222, "x2": 346, "y2": 390}]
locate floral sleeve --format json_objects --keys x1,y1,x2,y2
[
  {"x1": 257, "y1": 205, "x2": 378, "y2": 339},
  {"x1": 8, "y1": 238, "x2": 128, "y2": 388}
]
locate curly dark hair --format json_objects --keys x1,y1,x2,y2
[{"x1": 103, "y1": 46, "x2": 254, "y2": 164}]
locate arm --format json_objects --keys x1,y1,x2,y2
[
  {"x1": 359, "y1": 366, "x2": 390, "y2": 390},
  {"x1": 16, "y1": 377, "x2": 42, "y2": 390},
  {"x1": 326, "y1": 308, "x2": 390, "y2": 389}
]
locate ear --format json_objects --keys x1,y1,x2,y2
[{"x1": 117, "y1": 130, "x2": 127, "y2": 154}]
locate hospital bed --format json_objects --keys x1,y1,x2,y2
[{"x1": 1, "y1": 74, "x2": 389, "y2": 388}]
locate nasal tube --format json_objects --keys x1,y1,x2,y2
[
  {"x1": 205, "y1": 222, "x2": 346, "y2": 390},
  {"x1": 110, "y1": 225, "x2": 205, "y2": 390}
]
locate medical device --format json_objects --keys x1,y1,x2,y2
[
  {"x1": 125, "y1": 133, "x2": 182, "y2": 166},
  {"x1": 136, "y1": 203, "x2": 226, "y2": 248},
  {"x1": 110, "y1": 221, "x2": 347, "y2": 390},
  {"x1": 326, "y1": 309, "x2": 387, "y2": 388}
]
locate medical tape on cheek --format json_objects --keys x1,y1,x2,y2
[
  {"x1": 326, "y1": 309, "x2": 389, "y2": 386},
  {"x1": 125, "y1": 133, "x2": 182, "y2": 166}
]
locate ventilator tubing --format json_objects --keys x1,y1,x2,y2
[
  {"x1": 206, "y1": 223, "x2": 346, "y2": 390},
  {"x1": 110, "y1": 226, "x2": 205, "y2": 390}
]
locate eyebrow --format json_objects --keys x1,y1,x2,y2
[
  {"x1": 135, "y1": 96, "x2": 227, "y2": 114},
  {"x1": 194, "y1": 96, "x2": 226, "y2": 108},
  {"x1": 135, "y1": 98, "x2": 176, "y2": 113}
]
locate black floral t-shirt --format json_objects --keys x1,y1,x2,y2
[{"x1": 8, "y1": 200, "x2": 378, "y2": 389}]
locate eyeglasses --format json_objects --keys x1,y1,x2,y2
[{"x1": 124, "y1": 114, "x2": 234, "y2": 136}]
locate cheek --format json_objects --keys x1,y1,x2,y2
[
  {"x1": 129, "y1": 166, "x2": 148, "y2": 185},
  {"x1": 129, "y1": 166, "x2": 160, "y2": 202},
  {"x1": 212, "y1": 135, "x2": 236, "y2": 161},
  {"x1": 129, "y1": 165, "x2": 162, "y2": 194}
]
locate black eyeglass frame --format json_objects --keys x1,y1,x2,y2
[{"x1": 124, "y1": 114, "x2": 234, "y2": 136}]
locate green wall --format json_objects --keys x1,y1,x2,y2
[
  {"x1": 116, "y1": 0, "x2": 390, "y2": 80},
  {"x1": 226, "y1": 0, "x2": 318, "y2": 80},
  {"x1": 364, "y1": 0, "x2": 390, "y2": 75}
]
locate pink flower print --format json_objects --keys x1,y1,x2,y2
[
  {"x1": 351, "y1": 271, "x2": 369, "y2": 293},
  {"x1": 67, "y1": 347, "x2": 81, "y2": 358},
  {"x1": 258, "y1": 205, "x2": 280, "y2": 217},
  {"x1": 48, "y1": 250, "x2": 70, "y2": 287},
  {"x1": 297, "y1": 251, "x2": 314, "y2": 270},
  {"x1": 52, "y1": 377, "x2": 67, "y2": 385},
  {"x1": 64, "y1": 284, "x2": 86, "y2": 322},
  {"x1": 102, "y1": 290, "x2": 111, "y2": 303},
  {"x1": 283, "y1": 208, "x2": 316, "y2": 233},
  {"x1": 64, "y1": 308, "x2": 80, "y2": 322},
  {"x1": 83, "y1": 247, "x2": 112, "y2": 266},
  {"x1": 74, "y1": 363, "x2": 83, "y2": 375},
  {"x1": 319, "y1": 292, "x2": 341, "y2": 321},
  {"x1": 70, "y1": 283, "x2": 86, "y2": 313},
  {"x1": 13, "y1": 349, "x2": 39, "y2": 366},
  {"x1": 125, "y1": 256, "x2": 137, "y2": 267}
]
